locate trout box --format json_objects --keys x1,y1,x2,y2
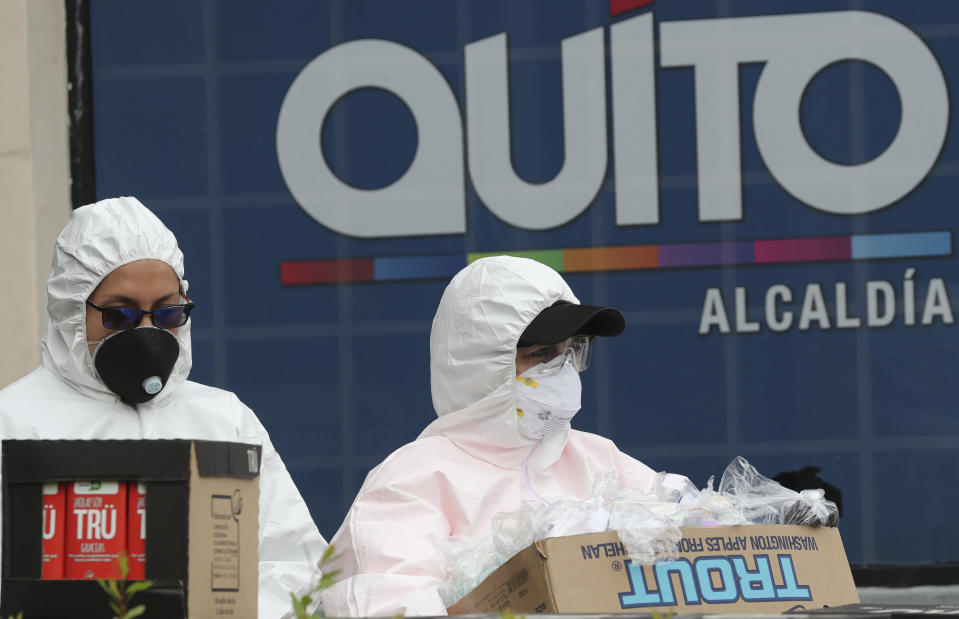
[
  {"x1": 1, "y1": 439, "x2": 260, "y2": 619},
  {"x1": 448, "y1": 525, "x2": 859, "y2": 615}
]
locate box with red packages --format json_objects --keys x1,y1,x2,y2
[{"x1": 1, "y1": 439, "x2": 260, "y2": 618}]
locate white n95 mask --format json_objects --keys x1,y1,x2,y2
[{"x1": 514, "y1": 362, "x2": 582, "y2": 439}]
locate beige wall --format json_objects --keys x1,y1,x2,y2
[{"x1": 0, "y1": 0, "x2": 72, "y2": 389}]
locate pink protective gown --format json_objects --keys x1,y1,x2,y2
[{"x1": 321, "y1": 256, "x2": 662, "y2": 616}]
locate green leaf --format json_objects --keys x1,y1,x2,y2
[
  {"x1": 125, "y1": 580, "x2": 153, "y2": 597},
  {"x1": 117, "y1": 552, "x2": 130, "y2": 580},
  {"x1": 108, "y1": 579, "x2": 122, "y2": 599},
  {"x1": 325, "y1": 568, "x2": 341, "y2": 580},
  {"x1": 290, "y1": 591, "x2": 309, "y2": 618},
  {"x1": 123, "y1": 604, "x2": 147, "y2": 619},
  {"x1": 294, "y1": 594, "x2": 312, "y2": 610},
  {"x1": 321, "y1": 544, "x2": 338, "y2": 562}
]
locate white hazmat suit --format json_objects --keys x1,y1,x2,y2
[
  {"x1": 0, "y1": 197, "x2": 327, "y2": 618},
  {"x1": 321, "y1": 256, "x2": 660, "y2": 616}
]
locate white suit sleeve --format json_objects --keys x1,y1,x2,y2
[
  {"x1": 612, "y1": 443, "x2": 699, "y2": 498},
  {"x1": 235, "y1": 399, "x2": 328, "y2": 619},
  {"x1": 611, "y1": 443, "x2": 659, "y2": 492},
  {"x1": 321, "y1": 478, "x2": 451, "y2": 617}
]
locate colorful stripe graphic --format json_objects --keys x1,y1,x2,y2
[{"x1": 280, "y1": 231, "x2": 951, "y2": 286}]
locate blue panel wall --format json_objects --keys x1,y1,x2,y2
[{"x1": 89, "y1": 1, "x2": 959, "y2": 566}]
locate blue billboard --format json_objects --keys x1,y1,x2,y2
[{"x1": 88, "y1": 1, "x2": 959, "y2": 566}]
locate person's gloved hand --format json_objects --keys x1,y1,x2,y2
[{"x1": 780, "y1": 489, "x2": 839, "y2": 527}]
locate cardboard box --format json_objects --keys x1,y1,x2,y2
[
  {"x1": 1, "y1": 439, "x2": 261, "y2": 619},
  {"x1": 448, "y1": 525, "x2": 859, "y2": 614}
]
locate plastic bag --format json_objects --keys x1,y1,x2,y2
[
  {"x1": 542, "y1": 499, "x2": 610, "y2": 539},
  {"x1": 435, "y1": 533, "x2": 500, "y2": 607},
  {"x1": 437, "y1": 456, "x2": 838, "y2": 605},
  {"x1": 693, "y1": 476, "x2": 747, "y2": 526},
  {"x1": 607, "y1": 495, "x2": 681, "y2": 563},
  {"x1": 489, "y1": 500, "x2": 550, "y2": 559},
  {"x1": 606, "y1": 472, "x2": 704, "y2": 561},
  {"x1": 718, "y1": 456, "x2": 838, "y2": 527}
]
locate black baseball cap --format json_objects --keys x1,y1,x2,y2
[{"x1": 518, "y1": 301, "x2": 626, "y2": 346}]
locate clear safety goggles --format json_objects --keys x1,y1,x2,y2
[{"x1": 517, "y1": 335, "x2": 594, "y2": 376}]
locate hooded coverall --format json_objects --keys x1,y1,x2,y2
[
  {"x1": 321, "y1": 256, "x2": 661, "y2": 616},
  {"x1": 0, "y1": 197, "x2": 327, "y2": 618}
]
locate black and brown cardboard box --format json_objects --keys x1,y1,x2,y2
[
  {"x1": 1, "y1": 439, "x2": 260, "y2": 619},
  {"x1": 448, "y1": 524, "x2": 859, "y2": 614}
]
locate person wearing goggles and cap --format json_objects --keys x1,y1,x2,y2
[
  {"x1": 321, "y1": 255, "x2": 678, "y2": 616},
  {"x1": 0, "y1": 197, "x2": 327, "y2": 618}
]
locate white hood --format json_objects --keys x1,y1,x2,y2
[
  {"x1": 41, "y1": 196, "x2": 192, "y2": 405},
  {"x1": 420, "y1": 256, "x2": 578, "y2": 470}
]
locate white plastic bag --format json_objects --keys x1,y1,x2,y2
[
  {"x1": 436, "y1": 456, "x2": 837, "y2": 605},
  {"x1": 718, "y1": 456, "x2": 838, "y2": 526},
  {"x1": 435, "y1": 533, "x2": 500, "y2": 607}
]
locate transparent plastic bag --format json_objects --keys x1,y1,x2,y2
[
  {"x1": 542, "y1": 499, "x2": 610, "y2": 539},
  {"x1": 435, "y1": 533, "x2": 500, "y2": 607},
  {"x1": 605, "y1": 473, "x2": 697, "y2": 561},
  {"x1": 781, "y1": 488, "x2": 840, "y2": 527},
  {"x1": 607, "y1": 497, "x2": 681, "y2": 563},
  {"x1": 439, "y1": 497, "x2": 613, "y2": 606},
  {"x1": 693, "y1": 476, "x2": 747, "y2": 526},
  {"x1": 438, "y1": 457, "x2": 838, "y2": 604},
  {"x1": 718, "y1": 456, "x2": 838, "y2": 526},
  {"x1": 490, "y1": 500, "x2": 550, "y2": 559}
]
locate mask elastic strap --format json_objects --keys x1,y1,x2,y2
[{"x1": 521, "y1": 441, "x2": 550, "y2": 506}]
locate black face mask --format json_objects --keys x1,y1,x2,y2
[{"x1": 93, "y1": 327, "x2": 179, "y2": 404}]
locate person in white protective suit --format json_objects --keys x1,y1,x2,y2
[
  {"x1": 0, "y1": 197, "x2": 327, "y2": 618},
  {"x1": 321, "y1": 255, "x2": 683, "y2": 616}
]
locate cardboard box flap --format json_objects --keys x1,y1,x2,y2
[
  {"x1": 193, "y1": 441, "x2": 261, "y2": 478},
  {"x1": 187, "y1": 446, "x2": 259, "y2": 617},
  {"x1": 448, "y1": 541, "x2": 555, "y2": 613},
  {"x1": 535, "y1": 541, "x2": 559, "y2": 612},
  {"x1": 2, "y1": 440, "x2": 192, "y2": 482}
]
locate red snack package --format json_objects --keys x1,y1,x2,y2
[
  {"x1": 127, "y1": 481, "x2": 147, "y2": 579},
  {"x1": 65, "y1": 480, "x2": 128, "y2": 579},
  {"x1": 41, "y1": 482, "x2": 66, "y2": 579}
]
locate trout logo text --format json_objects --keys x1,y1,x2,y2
[{"x1": 618, "y1": 554, "x2": 811, "y2": 608}]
